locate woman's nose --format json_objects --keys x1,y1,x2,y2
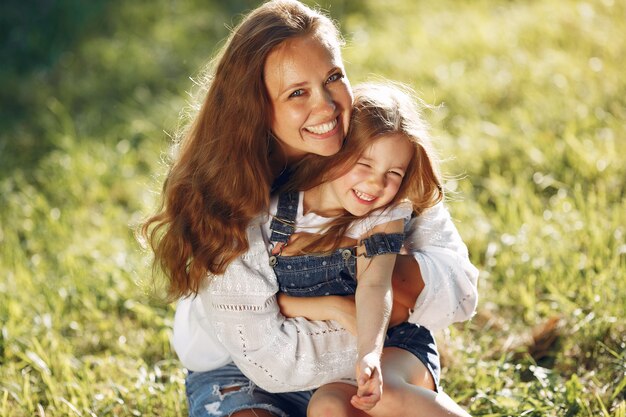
[{"x1": 313, "y1": 89, "x2": 336, "y2": 114}]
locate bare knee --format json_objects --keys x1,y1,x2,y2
[
  {"x1": 369, "y1": 383, "x2": 405, "y2": 415},
  {"x1": 369, "y1": 376, "x2": 434, "y2": 416},
  {"x1": 308, "y1": 384, "x2": 357, "y2": 417},
  {"x1": 308, "y1": 392, "x2": 352, "y2": 417}
]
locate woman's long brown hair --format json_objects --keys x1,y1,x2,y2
[
  {"x1": 141, "y1": 0, "x2": 341, "y2": 300},
  {"x1": 281, "y1": 82, "x2": 444, "y2": 254}
]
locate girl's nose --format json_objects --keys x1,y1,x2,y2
[{"x1": 368, "y1": 173, "x2": 386, "y2": 191}]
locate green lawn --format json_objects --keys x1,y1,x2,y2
[{"x1": 1, "y1": 0, "x2": 624, "y2": 415}]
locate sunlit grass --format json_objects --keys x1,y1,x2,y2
[{"x1": 1, "y1": 0, "x2": 624, "y2": 415}]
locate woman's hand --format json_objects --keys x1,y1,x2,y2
[
  {"x1": 351, "y1": 352, "x2": 383, "y2": 411},
  {"x1": 277, "y1": 293, "x2": 409, "y2": 331},
  {"x1": 277, "y1": 294, "x2": 357, "y2": 335},
  {"x1": 329, "y1": 295, "x2": 357, "y2": 335}
]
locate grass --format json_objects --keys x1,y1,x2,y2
[{"x1": 1, "y1": 0, "x2": 624, "y2": 415}]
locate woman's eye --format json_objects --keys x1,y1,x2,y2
[
  {"x1": 326, "y1": 72, "x2": 343, "y2": 84},
  {"x1": 357, "y1": 161, "x2": 370, "y2": 168},
  {"x1": 289, "y1": 89, "x2": 305, "y2": 98}
]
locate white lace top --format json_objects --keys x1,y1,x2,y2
[{"x1": 173, "y1": 202, "x2": 479, "y2": 392}]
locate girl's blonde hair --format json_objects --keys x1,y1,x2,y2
[
  {"x1": 141, "y1": 0, "x2": 342, "y2": 300},
  {"x1": 284, "y1": 82, "x2": 444, "y2": 253}
]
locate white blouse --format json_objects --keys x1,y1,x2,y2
[{"x1": 172, "y1": 202, "x2": 478, "y2": 392}]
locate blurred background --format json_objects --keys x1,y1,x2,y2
[{"x1": 1, "y1": 0, "x2": 624, "y2": 415}]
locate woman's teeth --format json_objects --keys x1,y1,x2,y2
[{"x1": 305, "y1": 118, "x2": 337, "y2": 134}]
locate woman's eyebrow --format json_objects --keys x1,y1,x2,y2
[
  {"x1": 326, "y1": 66, "x2": 341, "y2": 77},
  {"x1": 279, "y1": 67, "x2": 340, "y2": 96},
  {"x1": 278, "y1": 77, "x2": 307, "y2": 94}
]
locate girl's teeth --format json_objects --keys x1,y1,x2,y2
[
  {"x1": 354, "y1": 190, "x2": 375, "y2": 201},
  {"x1": 306, "y1": 118, "x2": 337, "y2": 134}
]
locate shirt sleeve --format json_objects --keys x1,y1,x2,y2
[
  {"x1": 346, "y1": 200, "x2": 413, "y2": 238},
  {"x1": 172, "y1": 296, "x2": 232, "y2": 372},
  {"x1": 405, "y1": 202, "x2": 479, "y2": 331},
  {"x1": 196, "y1": 218, "x2": 358, "y2": 393}
]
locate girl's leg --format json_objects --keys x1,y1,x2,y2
[
  {"x1": 308, "y1": 383, "x2": 369, "y2": 417},
  {"x1": 367, "y1": 348, "x2": 471, "y2": 417}
]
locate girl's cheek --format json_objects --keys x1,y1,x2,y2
[
  {"x1": 346, "y1": 171, "x2": 363, "y2": 183},
  {"x1": 388, "y1": 181, "x2": 402, "y2": 195}
]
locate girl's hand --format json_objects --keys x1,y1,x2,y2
[{"x1": 350, "y1": 352, "x2": 383, "y2": 411}]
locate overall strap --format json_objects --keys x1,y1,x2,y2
[
  {"x1": 360, "y1": 232, "x2": 405, "y2": 257},
  {"x1": 269, "y1": 191, "x2": 299, "y2": 244}
]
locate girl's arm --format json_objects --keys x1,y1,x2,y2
[{"x1": 351, "y1": 219, "x2": 404, "y2": 410}]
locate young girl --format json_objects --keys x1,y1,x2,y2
[{"x1": 267, "y1": 82, "x2": 471, "y2": 416}]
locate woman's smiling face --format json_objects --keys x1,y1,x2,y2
[{"x1": 264, "y1": 35, "x2": 353, "y2": 162}]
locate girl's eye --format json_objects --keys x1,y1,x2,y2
[
  {"x1": 326, "y1": 72, "x2": 343, "y2": 84},
  {"x1": 357, "y1": 161, "x2": 370, "y2": 168},
  {"x1": 388, "y1": 170, "x2": 404, "y2": 178},
  {"x1": 289, "y1": 89, "x2": 305, "y2": 98}
]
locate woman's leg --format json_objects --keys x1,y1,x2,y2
[
  {"x1": 308, "y1": 383, "x2": 369, "y2": 417},
  {"x1": 186, "y1": 363, "x2": 309, "y2": 417},
  {"x1": 232, "y1": 411, "x2": 278, "y2": 417},
  {"x1": 367, "y1": 348, "x2": 471, "y2": 417}
]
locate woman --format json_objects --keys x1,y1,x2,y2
[{"x1": 142, "y1": 1, "x2": 478, "y2": 415}]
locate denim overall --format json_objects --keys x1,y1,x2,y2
[{"x1": 269, "y1": 192, "x2": 441, "y2": 386}]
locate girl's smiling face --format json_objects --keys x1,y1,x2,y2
[
  {"x1": 264, "y1": 35, "x2": 353, "y2": 162},
  {"x1": 323, "y1": 134, "x2": 414, "y2": 217}
]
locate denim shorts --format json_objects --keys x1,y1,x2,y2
[
  {"x1": 385, "y1": 321, "x2": 441, "y2": 388},
  {"x1": 186, "y1": 362, "x2": 312, "y2": 417}
]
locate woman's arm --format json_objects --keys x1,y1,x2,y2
[
  {"x1": 278, "y1": 292, "x2": 408, "y2": 331},
  {"x1": 195, "y1": 218, "x2": 358, "y2": 393},
  {"x1": 278, "y1": 293, "x2": 357, "y2": 335},
  {"x1": 403, "y1": 202, "x2": 479, "y2": 331}
]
